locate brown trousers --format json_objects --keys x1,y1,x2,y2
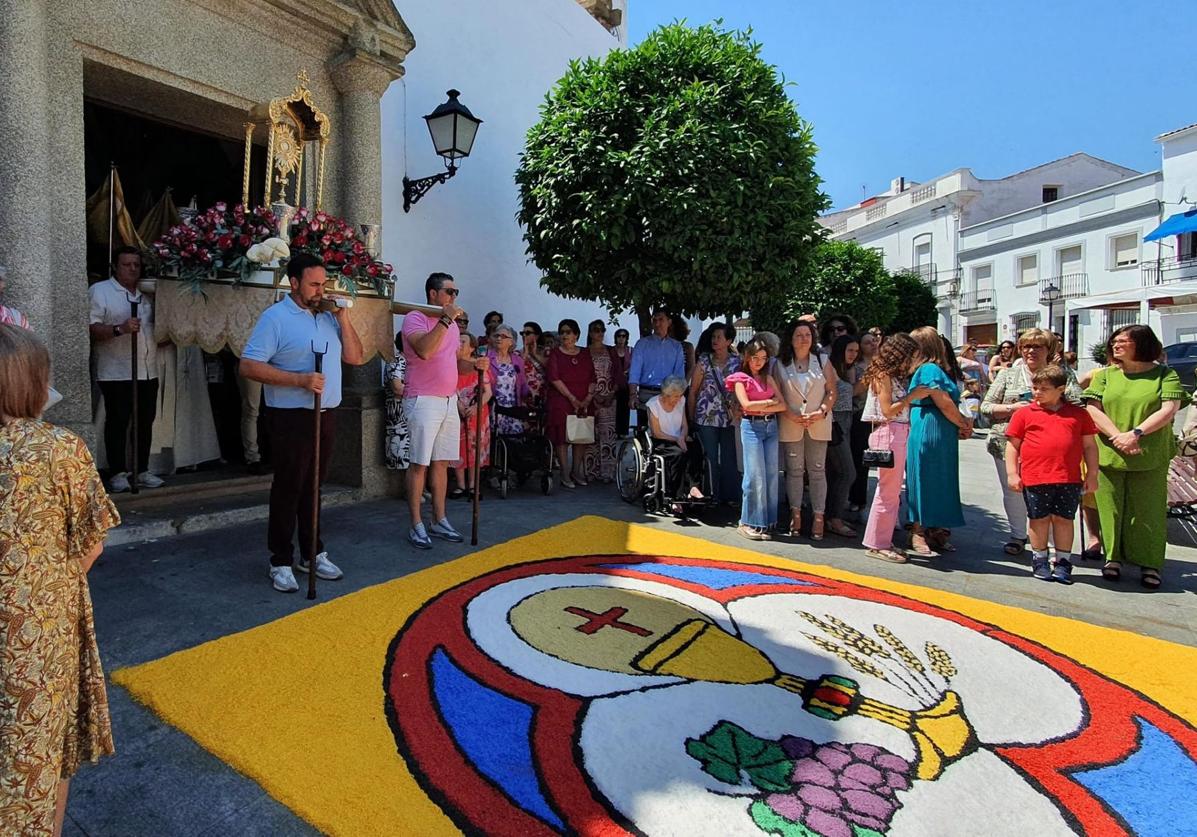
[{"x1": 267, "y1": 407, "x2": 336, "y2": 567}]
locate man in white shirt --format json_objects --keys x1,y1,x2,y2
[{"x1": 88, "y1": 246, "x2": 163, "y2": 492}]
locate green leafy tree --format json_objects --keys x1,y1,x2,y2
[
  {"x1": 515, "y1": 22, "x2": 828, "y2": 326},
  {"x1": 769, "y1": 240, "x2": 897, "y2": 333},
  {"x1": 887, "y1": 270, "x2": 939, "y2": 334}
]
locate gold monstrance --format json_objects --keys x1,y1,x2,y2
[{"x1": 241, "y1": 69, "x2": 330, "y2": 213}]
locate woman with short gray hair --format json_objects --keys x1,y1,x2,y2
[{"x1": 646, "y1": 375, "x2": 706, "y2": 511}]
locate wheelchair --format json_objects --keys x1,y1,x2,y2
[
  {"x1": 616, "y1": 425, "x2": 715, "y2": 518},
  {"x1": 489, "y1": 403, "x2": 556, "y2": 497}
]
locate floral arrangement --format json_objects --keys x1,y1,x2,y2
[
  {"x1": 153, "y1": 203, "x2": 279, "y2": 292},
  {"x1": 287, "y1": 208, "x2": 394, "y2": 297}
]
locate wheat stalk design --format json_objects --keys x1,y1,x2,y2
[
  {"x1": 873, "y1": 624, "x2": 926, "y2": 674},
  {"x1": 924, "y1": 642, "x2": 957, "y2": 679},
  {"x1": 802, "y1": 633, "x2": 888, "y2": 680}
]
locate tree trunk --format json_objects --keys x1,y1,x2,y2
[{"x1": 637, "y1": 308, "x2": 652, "y2": 338}]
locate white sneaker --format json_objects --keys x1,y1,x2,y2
[
  {"x1": 429, "y1": 518, "x2": 464, "y2": 543},
  {"x1": 137, "y1": 471, "x2": 165, "y2": 488},
  {"x1": 296, "y1": 551, "x2": 343, "y2": 580},
  {"x1": 269, "y1": 566, "x2": 299, "y2": 593},
  {"x1": 109, "y1": 472, "x2": 130, "y2": 493}
]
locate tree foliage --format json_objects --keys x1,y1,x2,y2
[
  {"x1": 887, "y1": 270, "x2": 940, "y2": 334},
  {"x1": 515, "y1": 23, "x2": 828, "y2": 321},
  {"x1": 767, "y1": 240, "x2": 897, "y2": 333}
]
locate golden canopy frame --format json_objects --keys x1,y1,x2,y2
[{"x1": 241, "y1": 70, "x2": 331, "y2": 211}]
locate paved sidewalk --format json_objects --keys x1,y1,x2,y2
[{"x1": 66, "y1": 437, "x2": 1197, "y2": 836}]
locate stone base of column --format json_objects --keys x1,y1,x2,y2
[{"x1": 329, "y1": 389, "x2": 395, "y2": 498}]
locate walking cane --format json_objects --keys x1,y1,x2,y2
[
  {"x1": 126, "y1": 291, "x2": 142, "y2": 495},
  {"x1": 471, "y1": 349, "x2": 485, "y2": 546},
  {"x1": 308, "y1": 341, "x2": 328, "y2": 600}
]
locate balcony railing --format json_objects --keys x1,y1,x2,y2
[
  {"x1": 1141, "y1": 255, "x2": 1197, "y2": 286},
  {"x1": 896, "y1": 264, "x2": 959, "y2": 299},
  {"x1": 827, "y1": 219, "x2": 848, "y2": 235},
  {"x1": 1038, "y1": 273, "x2": 1089, "y2": 303},
  {"x1": 909, "y1": 183, "x2": 937, "y2": 204},
  {"x1": 958, "y1": 288, "x2": 995, "y2": 312},
  {"x1": 865, "y1": 202, "x2": 888, "y2": 221}
]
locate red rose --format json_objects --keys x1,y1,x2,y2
[
  {"x1": 384, "y1": 263, "x2": 393, "y2": 274},
  {"x1": 293, "y1": 234, "x2": 308, "y2": 247},
  {"x1": 352, "y1": 241, "x2": 365, "y2": 255},
  {"x1": 198, "y1": 248, "x2": 211, "y2": 263},
  {"x1": 217, "y1": 234, "x2": 234, "y2": 250},
  {"x1": 239, "y1": 234, "x2": 252, "y2": 247},
  {"x1": 322, "y1": 249, "x2": 334, "y2": 262},
  {"x1": 341, "y1": 264, "x2": 353, "y2": 276},
  {"x1": 366, "y1": 264, "x2": 379, "y2": 277}
]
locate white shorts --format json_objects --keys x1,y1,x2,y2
[{"x1": 403, "y1": 395, "x2": 461, "y2": 466}]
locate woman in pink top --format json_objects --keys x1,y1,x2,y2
[{"x1": 725, "y1": 336, "x2": 787, "y2": 541}]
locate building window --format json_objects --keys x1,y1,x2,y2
[
  {"x1": 1014, "y1": 313, "x2": 1039, "y2": 334},
  {"x1": 1042, "y1": 186, "x2": 1059, "y2": 203},
  {"x1": 971, "y1": 264, "x2": 993, "y2": 304},
  {"x1": 1017, "y1": 254, "x2": 1038, "y2": 286},
  {"x1": 1111, "y1": 232, "x2": 1139, "y2": 268},
  {"x1": 1104, "y1": 309, "x2": 1139, "y2": 338}
]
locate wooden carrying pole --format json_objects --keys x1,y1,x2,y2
[
  {"x1": 127, "y1": 292, "x2": 140, "y2": 494},
  {"x1": 471, "y1": 352, "x2": 485, "y2": 546},
  {"x1": 308, "y1": 342, "x2": 328, "y2": 600}
]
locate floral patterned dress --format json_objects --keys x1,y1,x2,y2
[
  {"x1": 1, "y1": 419, "x2": 119, "y2": 834},
  {"x1": 585, "y1": 346, "x2": 618, "y2": 480},
  {"x1": 383, "y1": 355, "x2": 410, "y2": 470},
  {"x1": 455, "y1": 370, "x2": 495, "y2": 471},
  {"x1": 493, "y1": 359, "x2": 526, "y2": 436},
  {"x1": 524, "y1": 351, "x2": 547, "y2": 408}
]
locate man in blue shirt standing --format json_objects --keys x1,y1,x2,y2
[
  {"x1": 241, "y1": 253, "x2": 364, "y2": 593},
  {"x1": 628, "y1": 307, "x2": 685, "y2": 421}
]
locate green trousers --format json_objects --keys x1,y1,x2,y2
[{"x1": 1095, "y1": 466, "x2": 1169, "y2": 569}]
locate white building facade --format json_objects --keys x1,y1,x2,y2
[
  {"x1": 381, "y1": 0, "x2": 629, "y2": 332},
  {"x1": 820, "y1": 155, "x2": 1139, "y2": 341}
]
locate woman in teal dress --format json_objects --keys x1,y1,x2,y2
[{"x1": 905, "y1": 327, "x2": 975, "y2": 556}]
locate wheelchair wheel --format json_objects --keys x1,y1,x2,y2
[
  {"x1": 542, "y1": 474, "x2": 555, "y2": 495},
  {"x1": 616, "y1": 438, "x2": 644, "y2": 503},
  {"x1": 499, "y1": 476, "x2": 510, "y2": 499}
]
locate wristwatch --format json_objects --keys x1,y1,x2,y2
[
  {"x1": 438, "y1": 316, "x2": 453, "y2": 328},
  {"x1": 1132, "y1": 427, "x2": 1144, "y2": 438},
  {"x1": 112, "y1": 324, "x2": 121, "y2": 337}
]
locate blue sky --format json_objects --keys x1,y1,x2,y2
[{"x1": 628, "y1": 1, "x2": 1195, "y2": 211}]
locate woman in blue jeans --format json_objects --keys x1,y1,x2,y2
[
  {"x1": 726, "y1": 336, "x2": 787, "y2": 540},
  {"x1": 688, "y1": 322, "x2": 741, "y2": 506}
]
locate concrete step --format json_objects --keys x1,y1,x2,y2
[{"x1": 108, "y1": 482, "x2": 362, "y2": 546}]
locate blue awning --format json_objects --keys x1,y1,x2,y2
[{"x1": 1144, "y1": 209, "x2": 1197, "y2": 242}]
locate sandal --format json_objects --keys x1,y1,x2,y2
[
  {"x1": 1140, "y1": 567, "x2": 1161, "y2": 590},
  {"x1": 738, "y1": 525, "x2": 767, "y2": 542},
  {"x1": 866, "y1": 548, "x2": 908, "y2": 564},
  {"x1": 448, "y1": 486, "x2": 467, "y2": 500},
  {"x1": 811, "y1": 514, "x2": 825, "y2": 541},
  {"x1": 789, "y1": 509, "x2": 803, "y2": 538},
  {"x1": 1003, "y1": 538, "x2": 1027, "y2": 556},
  {"x1": 909, "y1": 527, "x2": 935, "y2": 557},
  {"x1": 927, "y1": 528, "x2": 956, "y2": 552},
  {"x1": 827, "y1": 519, "x2": 857, "y2": 538},
  {"x1": 1102, "y1": 560, "x2": 1121, "y2": 581},
  {"x1": 1080, "y1": 546, "x2": 1103, "y2": 562}
]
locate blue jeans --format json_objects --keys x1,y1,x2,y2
[
  {"x1": 697, "y1": 424, "x2": 740, "y2": 504},
  {"x1": 740, "y1": 417, "x2": 779, "y2": 529}
]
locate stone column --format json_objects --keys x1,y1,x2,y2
[
  {"x1": 0, "y1": 1, "x2": 54, "y2": 336},
  {"x1": 327, "y1": 41, "x2": 403, "y2": 495}
]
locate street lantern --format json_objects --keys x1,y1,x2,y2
[
  {"x1": 1042, "y1": 281, "x2": 1062, "y2": 335},
  {"x1": 403, "y1": 90, "x2": 483, "y2": 212}
]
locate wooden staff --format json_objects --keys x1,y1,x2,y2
[
  {"x1": 471, "y1": 347, "x2": 485, "y2": 546},
  {"x1": 308, "y1": 341, "x2": 328, "y2": 600},
  {"x1": 127, "y1": 291, "x2": 141, "y2": 495}
]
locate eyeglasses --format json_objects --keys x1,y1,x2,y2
[
  {"x1": 868, "y1": 330, "x2": 882, "y2": 337},
  {"x1": 1021, "y1": 345, "x2": 1046, "y2": 352},
  {"x1": 496, "y1": 334, "x2": 513, "y2": 340},
  {"x1": 456, "y1": 318, "x2": 469, "y2": 326},
  {"x1": 831, "y1": 325, "x2": 848, "y2": 333},
  {"x1": 439, "y1": 287, "x2": 460, "y2": 297},
  {"x1": 1111, "y1": 339, "x2": 1134, "y2": 347}
]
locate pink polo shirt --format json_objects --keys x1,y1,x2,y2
[{"x1": 401, "y1": 311, "x2": 460, "y2": 397}]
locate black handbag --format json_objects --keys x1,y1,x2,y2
[
  {"x1": 830, "y1": 420, "x2": 844, "y2": 447},
  {"x1": 862, "y1": 447, "x2": 895, "y2": 469}
]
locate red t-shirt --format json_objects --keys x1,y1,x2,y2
[{"x1": 1005, "y1": 402, "x2": 1097, "y2": 486}]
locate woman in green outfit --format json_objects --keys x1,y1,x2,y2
[{"x1": 1083, "y1": 325, "x2": 1185, "y2": 589}]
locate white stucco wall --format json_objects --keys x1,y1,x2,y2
[
  {"x1": 380, "y1": 0, "x2": 625, "y2": 334},
  {"x1": 962, "y1": 155, "x2": 1138, "y2": 228},
  {"x1": 1161, "y1": 129, "x2": 1197, "y2": 205}
]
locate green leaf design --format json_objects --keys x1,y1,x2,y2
[
  {"x1": 749, "y1": 800, "x2": 822, "y2": 837},
  {"x1": 851, "y1": 827, "x2": 886, "y2": 837},
  {"x1": 685, "y1": 721, "x2": 794, "y2": 792}
]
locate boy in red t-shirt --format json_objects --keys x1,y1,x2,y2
[{"x1": 1005, "y1": 365, "x2": 1098, "y2": 584}]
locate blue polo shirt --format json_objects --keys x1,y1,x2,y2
[
  {"x1": 629, "y1": 334, "x2": 685, "y2": 388},
  {"x1": 242, "y1": 295, "x2": 343, "y2": 409}
]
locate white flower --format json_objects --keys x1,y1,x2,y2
[{"x1": 263, "y1": 237, "x2": 291, "y2": 260}]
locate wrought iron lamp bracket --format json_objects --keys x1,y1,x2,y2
[{"x1": 403, "y1": 164, "x2": 458, "y2": 212}]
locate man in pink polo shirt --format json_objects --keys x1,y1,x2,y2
[{"x1": 402, "y1": 272, "x2": 487, "y2": 548}]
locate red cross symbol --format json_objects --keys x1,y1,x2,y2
[{"x1": 563, "y1": 606, "x2": 653, "y2": 637}]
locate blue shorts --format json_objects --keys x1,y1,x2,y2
[{"x1": 1023, "y1": 483, "x2": 1082, "y2": 520}]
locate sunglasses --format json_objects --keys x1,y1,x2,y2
[{"x1": 438, "y1": 287, "x2": 460, "y2": 297}]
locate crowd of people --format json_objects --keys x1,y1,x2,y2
[{"x1": 379, "y1": 289, "x2": 1194, "y2": 591}]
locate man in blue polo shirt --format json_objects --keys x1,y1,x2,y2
[
  {"x1": 241, "y1": 253, "x2": 364, "y2": 593},
  {"x1": 628, "y1": 307, "x2": 685, "y2": 421}
]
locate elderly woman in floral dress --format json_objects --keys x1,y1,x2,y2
[
  {"x1": 489, "y1": 324, "x2": 530, "y2": 436},
  {"x1": 1, "y1": 325, "x2": 119, "y2": 835}
]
